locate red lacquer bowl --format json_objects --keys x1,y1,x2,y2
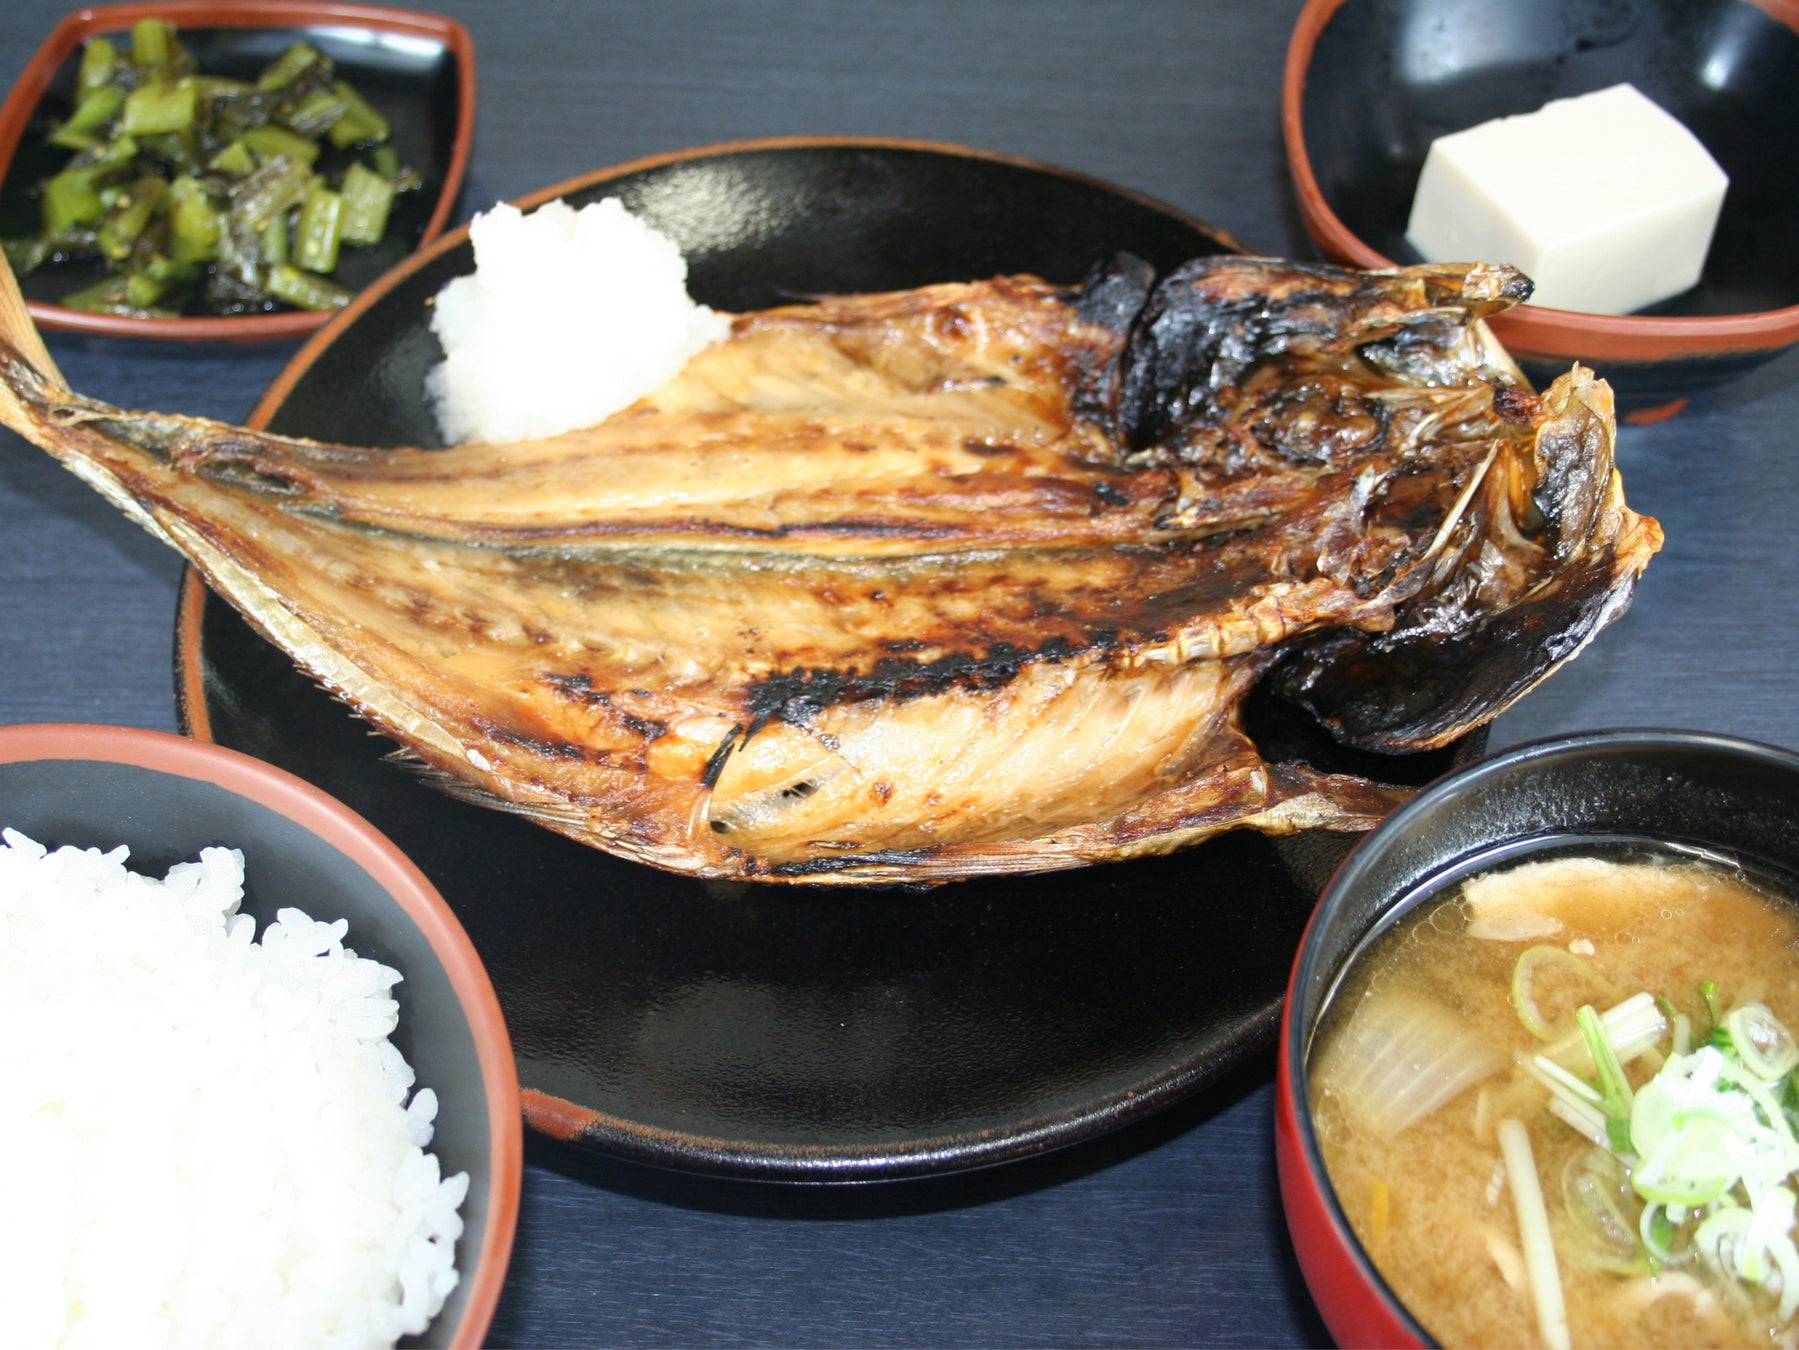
[
  {"x1": 0, "y1": 722, "x2": 521, "y2": 1346},
  {"x1": 0, "y1": 2, "x2": 474, "y2": 341},
  {"x1": 1276, "y1": 729, "x2": 1799, "y2": 1346}
]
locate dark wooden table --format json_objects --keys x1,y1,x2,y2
[{"x1": 4, "y1": 1, "x2": 1797, "y2": 1342}]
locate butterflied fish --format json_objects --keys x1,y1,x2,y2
[{"x1": 0, "y1": 252, "x2": 1660, "y2": 883}]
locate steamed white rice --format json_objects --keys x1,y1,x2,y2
[
  {"x1": 426, "y1": 197, "x2": 730, "y2": 444},
  {"x1": 0, "y1": 828, "x2": 468, "y2": 1350}
]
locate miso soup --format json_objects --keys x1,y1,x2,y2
[{"x1": 1309, "y1": 844, "x2": 1799, "y2": 1349}]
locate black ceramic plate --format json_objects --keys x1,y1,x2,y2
[{"x1": 178, "y1": 139, "x2": 1468, "y2": 1181}]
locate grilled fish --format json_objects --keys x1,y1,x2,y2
[{"x1": 0, "y1": 252, "x2": 1660, "y2": 883}]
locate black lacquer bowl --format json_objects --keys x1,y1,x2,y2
[
  {"x1": 177, "y1": 138, "x2": 1473, "y2": 1182},
  {"x1": 1283, "y1": 0, "x2": 1799, "y2": 412}
]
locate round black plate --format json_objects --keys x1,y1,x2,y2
[{"x1": 181, "y1": 140, "x2": 1467, "y2": 1181}]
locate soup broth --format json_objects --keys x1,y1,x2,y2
[{"x1": 1310, "y1": 844, "x2": 1799, "y2": 1349}]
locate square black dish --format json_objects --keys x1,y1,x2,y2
[{"x1": 0, "y1": 1, "x2": 473, "y2": 341}]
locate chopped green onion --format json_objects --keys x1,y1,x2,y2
[
  {"x1": 1634, "y1": 1110, "x2": 1740, "y2": 1205},
  {"x1": 1578, "y1": 1004, "x2": 1636, "y2": 1153},
  {"x1": 1560, "y1": 1146, "x2": 1647, "y2": 1273},
  {"x1": 1638, "y1": 1200, "x2": 1678, "y2": 1269},
  {"x1": 1546, "y1": 990, "x2": 1668, "y2": 1071},
  {"x1": 1533, "y1": 977, "x2": 1799, "y2": 1331},
  {"x1": 1701, "y1": 980, "x2": 1725, "y2": 1035},
  {"x1": 1524, "y1": 1051, "x2": 1608, "y2": 1141},
  {"x1": 1672, "y1": 1010, "x2": 1692, "y2": 1056},
  {"x1": 1728, "y1": 1003, "x2": 1799, "y2": 1080},
  {"x1": 1512, "y1": 945, "x2": 1621, "y2": 1041},
  {"x1": 1499, "y1": 1118, "x2": 1571, "y2": 1350}
]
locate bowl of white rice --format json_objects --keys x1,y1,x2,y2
[{"x1": 0, "y1": 722, "x2": 521, "y2": 1349}]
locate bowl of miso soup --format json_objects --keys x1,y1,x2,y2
[{"x1": 1276, "y1": 729, "x2": 1799, "y2": 1348}]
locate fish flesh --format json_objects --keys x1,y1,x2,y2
[{"x1": 0, "y1": 252, "x2": 1661, "y2": 883}]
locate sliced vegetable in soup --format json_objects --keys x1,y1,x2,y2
[{"x1": 1309, "y1": 848, "x2": 1799, "y2": 1349}]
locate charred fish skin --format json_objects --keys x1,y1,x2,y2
[
  {"x1": 0, "y1": 250, "x2": 1659, "y2": 884},
  {"x1": 1268, "y1": 366, "x2": 1650, "y2": 750},
  {"x1": 1091, "y1": 256, "x2": 1533, "y2": 455}
]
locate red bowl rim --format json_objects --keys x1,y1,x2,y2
[
  {"x1": 1280, "y1": 0, "x2": 1799, "y2": 364},
  {"x1": 1277, "y1": 901, "x2": 1434, "y2": 1348},
  {"x1": 0, "y1": 720, "x2": 522, "y2": 1345},
  {"x1": 0, "y1": 1, "x2": 477, "y2": 343}
]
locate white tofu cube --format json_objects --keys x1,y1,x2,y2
[{"x1": 1404, "y1": 83, "x2": 1728, "y2": 315}]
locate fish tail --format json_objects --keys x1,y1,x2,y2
[{"x1": 0, "y1": 249, "x2": 71, "y2": 443}]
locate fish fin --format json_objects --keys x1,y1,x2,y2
[
  {"x1": 386, "y1": 747, "x2": 597, "y2": 829},
  {"x1": 0, "y1": 249, "x2": 69, "y2": 404}
]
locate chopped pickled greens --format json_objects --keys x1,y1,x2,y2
[
  {"x1": 2, "y1": 19, "x2": 420, "y2": 317},
  {"x1": 337, "y1": 161, "x2": 394, "y2": 245}
]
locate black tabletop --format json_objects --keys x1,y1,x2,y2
[{"x1": 4, "y1": 1, "x2": 1797, "y2": 1344}]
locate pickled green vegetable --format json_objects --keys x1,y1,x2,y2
[
  {"x1": 241, "y1": 124, "x2": 320, "y2": 169},
  {"x1": 48, "y1": 84, "x2": 125, "y2": 152},
  {"x1": 130, "y1": 19, "x2": 184, "y2": 78},
  {"x1": 165, "y1": 176, "x2": 219, "y2": 264},
  {"x1": 206, "y1": 138, "x2": 255, "y2": 178},
  {"x1": 75, "y1": 37, "x2": 117, "y2": 98},
  {"x1": 293, "y1": 180, "x2": 342, "y2": 273},
  {"x1": 255, "y1": 43, "x2": 322, "y2": 93},
  {"x1": 95, "y1": 175, "x2": 165, "y2": 260},
  {"x1": 338, "y1": 161, "x2": 394, "y2": 245},
  {"x1": 4, "y1": 19, "x2": 419, "y2": 317},
  {"x1": 280, "y1": 86, "x2": 351, "y2": 140},
  {"x1": 326, "y1": 81, "x2": 389, "y2": 149},
  {"x1": 40, "y1": 167, "x2": 106, "y2": 234},
  {"x1": 120, "y1": 77, "x2": 198, "y2": 137},
  {"x1": 263, "y1": 263, "x2": 350, "y2": 311}
]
